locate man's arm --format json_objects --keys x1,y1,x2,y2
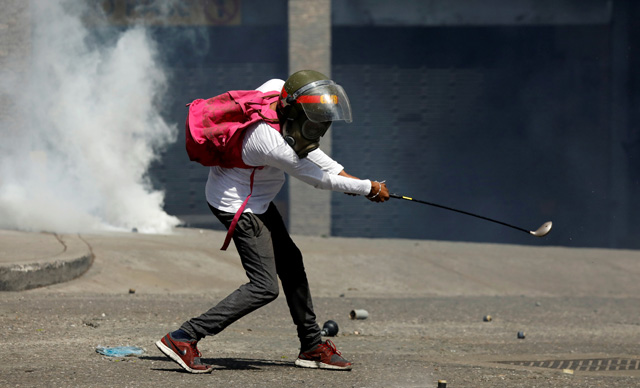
[
  {"x1": 338, "y1": 170, "x2": 389, "y2": 202},
  {"x1": 244, "y1": 123, "x2": 388, "y2": 200},
  {"x1": 306, "y1": 148, "x2": 344, "y2": 174}
]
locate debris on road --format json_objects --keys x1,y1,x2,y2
[
  {"x1": 96, "y1": 346, "x2": 145, "y2": 357},
  {"x1": 320, "y1": 320, "x2": 339, "y2": 336},
  {"x1": 350, "y1": 309, "x2": 369, "y2": 320}
]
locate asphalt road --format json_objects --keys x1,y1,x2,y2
[{"x1": 2, "y1": 228, "x2": 640, "y2": 387}]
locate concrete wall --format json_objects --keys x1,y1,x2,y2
[
  {"x1": 4, "y1": 0, "x2": 636, "y2": 249},
  {"x1": 328, "y1": 0, "x2": 638, "y2": 249},
  {"x1": 287, "y1": 0, "x2": 333, "y2": 237},
  {"x1": 109, "y1": 0, "x2": 640, "y2": 249}
]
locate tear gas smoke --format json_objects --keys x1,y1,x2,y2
[{"x1": 0, "y1": 0, "x2": 180, "y2": 234}]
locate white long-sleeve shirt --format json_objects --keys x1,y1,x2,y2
[{"x1": 205, "y1": 79, "x2": 371, "y2": 214}]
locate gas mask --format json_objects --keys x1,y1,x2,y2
[
  {"x1": 281, "y1": 105, "x2": 332, "y2": 159},
  {"x1": 277, "y1": 72, "x2": 352, "y2": 159}
]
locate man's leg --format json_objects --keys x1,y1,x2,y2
[
  {"x1": 257, "y1": 203, "x2": 322, "y2": 351},
  {"x1": 258, "y1": 203, "x2": 352, "y2": 370},
  {"x1": 179, "y1": 205, "x2": 280, "y2": 340}
]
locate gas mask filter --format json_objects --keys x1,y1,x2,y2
[{"x1": 282, "y1": 104, "x2": 331, "y2": 159}]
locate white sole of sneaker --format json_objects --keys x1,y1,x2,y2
[
  {"x1": 294, "y1": 358, "x2": 352, "y2": 371},
  {"x1": 155, "y1": 340, "x2": 212, "y2": 374}
]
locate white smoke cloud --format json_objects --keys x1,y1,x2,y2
[{"x1": 0, "y1": 0, "x2": 180, "y2": 234}]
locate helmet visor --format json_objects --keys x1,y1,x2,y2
[{"x1": 294, "y1": 83, "x2": 352, "y2": 123}]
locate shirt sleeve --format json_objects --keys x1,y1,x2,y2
[
  {"x1": 242, "y1": 123, "x2": 371, "y2": 195},
  {"x1": 306, "y1": 148, "x2": 344, "y2": 175}
]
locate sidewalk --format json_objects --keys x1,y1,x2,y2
[
  {"x1": 0, "y1": 229, "x2": 94, "y2": 291},
  {"x1": 3, "y1": 226, "x2": 640, "y2": 298}
]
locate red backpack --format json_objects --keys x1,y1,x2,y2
[
  {"x1": 185, "y1": 90, "x2": 282, "y2": 250},
  {"x1": 185, "y1": 90, "x2": 281, "y2": 167}
]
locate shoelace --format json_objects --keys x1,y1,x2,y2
[
  {"x1": 320, "y1": 339, "x2": 342, "y2": 356},
  {"x1": 189, "y1": 341, "x2": 202, "y2": 358}
]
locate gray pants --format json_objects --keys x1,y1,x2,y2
[{"x1": 180, "y1": 202, "x2": 322, "y2": 351}]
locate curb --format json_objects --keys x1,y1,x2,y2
[{"x1": 0, "y1": 234, "x2": 94, "y2": 291}]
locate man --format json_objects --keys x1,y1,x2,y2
[{"x1": 156, "y1": 70, "x2": 389, "y2": 373}]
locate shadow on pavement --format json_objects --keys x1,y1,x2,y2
[{"x1": 144, "y1": 356, "x2": 291, "y2": 372}]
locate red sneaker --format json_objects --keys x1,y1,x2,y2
[
  {"x1": 155, "y1": 333, "x2": 213, "y2": 374},
  {"x1": 294, "y1": 340, "x2": 352, "y2": 370}
]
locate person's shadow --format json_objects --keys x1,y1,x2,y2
[{"x1": 143, "y1": 356, "x2": 292, "y2": 373}]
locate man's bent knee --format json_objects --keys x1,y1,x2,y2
[{"x1": 249, "y1": 283, "x2": 279, "y2": 304}]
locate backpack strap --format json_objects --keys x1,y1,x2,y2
[
  {"x1": 245, "y1": 93, "x2": 280, "y2": 124},
  {"x1": 220, "y1": 167, "x2": 257, "y2": 251}
]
